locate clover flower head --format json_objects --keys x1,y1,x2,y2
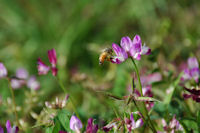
[
  {"x1": 70, "y1": 115, "x2": 83, "y2": 131},
  {"x1": 110, "y1": 35, "x2": 151, "y2": 64}
]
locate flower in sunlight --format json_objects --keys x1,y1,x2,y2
[{"x1": 110, "y1": 35, "x2": 151, "y2": 64}]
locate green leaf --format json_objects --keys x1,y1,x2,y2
[
  {"x1": 45, "y1": 126, "x2": 54, "y2": 133},
  {"x1": 197, "y1": 111, "x2": 200, "y2": 132},
  {"x1": 164, "y1": 73, "x2": 183, "y2": 104},
  {"x1": 52, "y1": 120, "x2": 61, "y2": 133},
  {"x1": 136, "y1": 96, "x2": 161, "y2": 102},
  {"x1": 57, "y1": 109, "x2": 71, "y2": 131}
]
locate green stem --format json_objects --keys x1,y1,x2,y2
[
  {"x1": 7, "y1": 78, "x2": 20, "y2": 126},
  {"x1": 131, "y1": 58, "x2": 157, "y2": 133},
  {"x1": 55, "y1": 77, "x2": 80, "y2": 118}
]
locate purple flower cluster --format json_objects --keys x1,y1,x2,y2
[
  {"x1": 37, "y1": 48, "x2": 58, "y2": 76},
  {"x1": 181, "y1": 57, "x2": 199, "y2": 83},
  {"x1": 0, "y1": 63, "x2": 40, "y2": 90},
  {"x1": 0, "y1": 120, "x2": 19, "y2": 133},
  {"x1": 111, "y1": 35, "x2": 151, "y2": 64},
  {"x1": 11, "y1": 68, "x2": 40, "y2": 90},
  {"x1": 158, "y1": 115, "x2": 183, "y2": 133}
]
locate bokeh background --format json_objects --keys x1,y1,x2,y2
[{"x1": 0, "y1": 0, "x2": 200, "y2": 132}]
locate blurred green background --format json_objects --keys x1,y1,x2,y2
[{"x1": 0, "y1": 0, "x2": 200, "y2": 131}]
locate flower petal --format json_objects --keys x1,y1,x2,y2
[
  {"x1": 0, "y1": 63, "x2": 7, "y2": 78},
  {"x1": 16, "y1": 68, "x2": 28, "y2": 79},
  {"x1": 0, "y1": 125, "x2": 4, "y2": 133},
  {"x1": 11, "y1": 79, "x2": 26, "y2": 89},
  {"x1": 48, "y1": 48, "x2": 57, "y2": 67},
  {"x1": 70, "y1": 115, "x2": 82, "y2": 131},
  {"x1": 37, "y1": 58, "x2": 50, "y2": 75},
  {"x1": 120, "y1": 36, "x2": 132, "y2": 53},
  {"x1": 27, "y1": 76, "x2": 40, "y2": 90},
  {"x1": 135, "y1": 118, "x2": 143, "y2": 129},
  {"x1": 140, "y1": 44, "x2": 151, "y2": 55},
  {"x1": 188, "y1": 57, "x2": 199, "y2": 69},
  {"x1": 181, "y1": 68, "x2": 191, "y2": 81},
  {"x1": 129, "y1": 35, "x2": 142, "y2": 58},
  {"x1": 6, "y1": 120, "x2": 11, "y2": 133},
  {"x1": 111, "y1": 43, "x2": 128, "y2": 64},
  {"x1": 190, "y1": 68, "x2": 199, "y2": 82}
]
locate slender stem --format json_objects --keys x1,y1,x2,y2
[
  {"x1": 131, "y1": 58, "x2": 157, "y2": 133},
  {"x1": 55, "y1": 77, "x2": 80, "y2": 118},
  {"x1": 7, "y1": 78, "x2": 20, "y2": 126}
]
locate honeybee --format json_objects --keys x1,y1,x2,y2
[{"x1": 99, "y1": 48, "x2": 113, "y2": 65}]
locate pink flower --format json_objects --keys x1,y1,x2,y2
[
  {"x1": 0, "y1": 63, "x2": 7, "y2": 78},
  {"x1": 37, "y1": 48, "x2": 58, "y2": 76},
  {"x1": 86, "y1": 118, "x2": 98, "y2": 133},
  {"x1": 181, "y1": 57, "x2": 199, "y2": 82},
  {"x1": 27, "y1": 76, "x2": 40, "y2": 90},
  {"x1": 48, "y1": 49, "x2": 57, "y2": 67},
  {"x1": 70, "y1": 115, "x2": 83, "y2": 132},
  {"x1": 111, "y1": 43, "x2": 128, "y2": 64},
  {"x1": 16, "y1": 68, "x2": 28, "y2": 79},
  {"x1": 37, "y1": 58, "x2": 50, "y2": 75},
  {"x1": 110, "y1": 35, "x2": 151, "y2": 64},
  {"x1": 6, "y1": 120, "x2": 19, "y2": 133}
]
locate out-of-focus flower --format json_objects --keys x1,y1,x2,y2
[
  {"x1": 183, "y1": 86, "x2": 200, "y2": 103},
  {"x1": 134, "y1": 85, "x2": 154, "y2": 110},
  {"x1": 27, "y1": 76, "x2": 40, "y2": 90},
  {"x1": 45, "y1": 95, "x2": 69, "y2": 109},
  {"x1": 140, "y1": 72, "x2": 162, "y2": 86},
  {"x1": 0, "y1": 63, "x2": 7, "y2": 78},
  {"x1": 70, "y1": 115, "x2": 82, "y2": 132},
  {"x1": 181, "y1": 57, "x2": 199, "y2": 83},
  {"x1": 6, "y1": 120, "x2": 19, "y2": 133},
  {"x1": 110, "y1": 35, "x2": 151, "y2": 64},
  {"x1": 125, "y1": 112, "x2": 143, "y2": 132},
  {"x1": 159, "y1": 116, "x2": 183, "y2": 133},
  {"x1": 86, "y1": 118, "x2": 98, "y2": 133},
  {"x1": 48, "y1": 49, "x2": 57, "y2": 67},
  {"x1": 37, "y1": 58, "x2": 50, "y2": 75},
  {"x1": 0, "y1": 125, "x2": 3, "y2": 133},
  {"x1": 37, "y1": 48, "x2": 58, "y2": 76},
  {"x1": 16, "y1": 68, "x2": 28, "y2": 79},
  {"x1": 11, "y1": 79, "x2": 26, "y2": 89}
]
